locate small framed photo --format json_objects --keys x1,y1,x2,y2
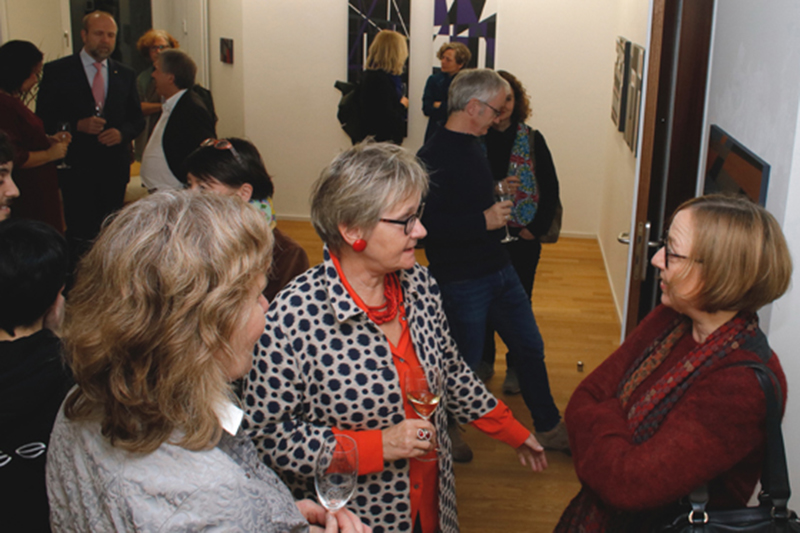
[{"x1": 220, "y1": 38, "x2": 233, "y2": 64}]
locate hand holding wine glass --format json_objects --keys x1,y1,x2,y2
[
  {"x1": 405, "y1": 366, "x2": 442, "y2": 462},
  {"x1": 494, "y1": 180, "x2": 518, "y2": 243},
  {"x1": 315, "y1": 434, "x2": 358, "y2": 513},
  {"x1": 55, "y1": 122, "x2": 71, "y2": 169}
]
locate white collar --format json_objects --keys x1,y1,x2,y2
[
  {"x1": 80, "y1": 49, "x2": 107, "y2": 68},
  {"x1": 161, "y1": 88, "x2": 188, "y2": 114},
  {"x1": 214, "y1": 400, "x2": 244, "y2": 436}
]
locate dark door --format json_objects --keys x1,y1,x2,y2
[
  {"x1": 623, "y1": 0, "x2": 714, "y2": 335},
  {"x1": 69, "y1": 0, "x2": 152, "y2": 73}
]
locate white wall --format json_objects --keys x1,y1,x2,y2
[
  {"x1": 0, "y1": 0, "x2": 71, "y2": 61},
  {"x1": 238, "y1": 0, "x2": 645, "y2": 288},
  {"x1": 207, "y1": 0, "x2": 244, "y2": 138},
  {"x1": 702, "y1": 0, "x2": 800, "y2": 499}
]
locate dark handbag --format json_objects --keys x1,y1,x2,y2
[
  {"x1": 655, "y1": 361, "x2": 800, "y2": 533},
  {"x1": 527, "y1": 129, "x2": 562, "y2": 244},
  {"x1": 538, "y1": 199, "x2": 562, "y2": 244}
]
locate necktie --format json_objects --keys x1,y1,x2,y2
[{"x1": 92, "y1": 62, "x2": 104, "y2": 110}]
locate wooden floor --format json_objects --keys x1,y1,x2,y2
[{"x1": 277, "y1": 220, "x2": 621, "y2": 532}]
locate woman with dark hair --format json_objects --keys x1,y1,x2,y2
[
  {"x1": 421, "y1": 42, "x2": 471, "y2": 142},
  {"x1": 133, "y1": 29, "x2": 179, "y2": 160},
  {"x1": 184, "y1": 137, "x2": 309, "y2": 301},
  {"x1": 0, "y1": 40, "x2": 71, "y2": 232},
  {"x1": 478, "y1": 71, "x2": 562, "y2": 407}
]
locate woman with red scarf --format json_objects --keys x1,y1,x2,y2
[
  {"x1": 555, "y1": 194, "x2": 792, "y2": 531},
  {"x1": 243, "y1": 141, "x2": 547, "y2": 533}
]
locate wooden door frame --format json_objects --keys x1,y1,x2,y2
[{"x1": 624, "y1": 0, "x2": 714, "y2": 335}]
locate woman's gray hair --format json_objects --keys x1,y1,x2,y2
[
  {"x1": 311, "y1": 140, "x2": 429, "y2": 252},
  {"x1": 448, "y1": 68, "x2": 510, "y2": 114}
]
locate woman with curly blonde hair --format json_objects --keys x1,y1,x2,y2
[
  {"x1": 46, "y1": 191, "x2": 370, "y2": 533},
  {"x1": 359, "y1": 30, "x2": 409, "y2": 145}
]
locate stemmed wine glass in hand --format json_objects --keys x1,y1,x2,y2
[
  {"x1": 315, "y1": 434, "x2": 358, "y2": 513},
  {"x1": 405, "y1": 366, "x2": 442, "y2": 462},
  {"x1": 55, "y1": 122, "x2": 71, "y2": 169},
  {"x1": 494, "y1": 180, "x2": 518, "y2": 243}
]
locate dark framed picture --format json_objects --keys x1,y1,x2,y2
[{"x1": 220, "y1": 38, "x2": 233, "y2": 64}]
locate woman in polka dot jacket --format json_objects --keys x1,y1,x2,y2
[{"x1": 243, "y1": 141, "x2": 548, "y2": 533}]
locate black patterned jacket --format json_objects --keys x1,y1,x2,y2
[{"x1": 243, "y1": 247, "x2": 499, "y2": 533}]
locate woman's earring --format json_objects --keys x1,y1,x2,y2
[{"x1": 352, "y1": 239, "x2": 367, "y2": 252}]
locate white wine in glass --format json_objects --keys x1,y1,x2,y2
[
  {"x1": 315, "y1": 434, "x2": 358, "y2": 512},
  {"x1": 55, "y1": 122, "x2": 71, "y2": 169},
  {"x1": 405, "y1": 366, "x2": 441, "y2": 461},
  {"x1": 494, "y1": 180, "x2": 518, "y2": 243}
]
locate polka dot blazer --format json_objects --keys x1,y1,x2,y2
[{"x1": 243, "y1": 247, "x2": 499, "y2": 533}]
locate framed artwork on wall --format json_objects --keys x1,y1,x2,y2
[
  {"x1": 220, "y1": 38, "x2": 233, "y2": 64},
  {"x1": 624, "y1": 44, "x2": 645, "y2": 155},
  {"x1": 347, "y1": 0, "x2": 411, "y2": 86},
  {"x1": 704, "y1": 125, "x2": 770, "y2": 206},
  {"x1": 611, "y1": 36, "x2": 630, "y2": 131},
  {"x1": 431, "y1": 0, "x2": 497, "y2": 72}
]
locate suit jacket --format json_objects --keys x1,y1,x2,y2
[
  {"x1": 36, "y1": 53, "x2": 144, "y2": 182},
  {"x1": 162, "y1": 90, "x2": 216, "y2": 183}
]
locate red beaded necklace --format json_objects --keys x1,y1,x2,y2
[{"x1": 365, "y1": 272, "x2": 403, "y2": 324}]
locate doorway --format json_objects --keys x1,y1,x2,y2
[
  {"x1": 68, "y1": 0, "x2": 152, "y2": 73},
  {"x1": 622, "y1": 0, "x2": 714, "y2": 335}
]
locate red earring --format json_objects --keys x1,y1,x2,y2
[{"x1": 352, "y1": 239, "x2": 367, "y2": 252}]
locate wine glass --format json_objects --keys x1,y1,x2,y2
[
  {"x1": 494, "y1": 180, "x2": 518, "y2": 243},
  {"x1": 405, "y1": 366, "x2": 442, "y2": 462},
  {"x1": 315, "y1": 434, "x2": 358, "y2": 512},
  {"x1": 55, "y1": 122, "x2": 71, "y2": 169}
]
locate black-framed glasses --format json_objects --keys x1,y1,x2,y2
[
  {"x1": 201, "y1": 138, "x2": 243, "y2": 165},
  {"x1": 380, "y1": 203, "x2": 425, "y2": 235},
  {"x1": 659, "y1": 231, "x2": 702, "y2": 269},
  {"x1": 477, "y1": 100, "x2": 502, "y2": 118},
  {"x1": 150, "y1": 45, "x2": 170, "y2": 51}
]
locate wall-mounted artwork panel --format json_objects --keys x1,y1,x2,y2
[
  {"x1": 611, "y1": 36, "x2": 630, "y2": 131},
  {"x1": 347, "y1": 0, "x2": 411, "y2": 86},
  {"x1": 624, "y1": 44, "x2": 645, "y2": 155},
  {"x1": 704, "y1": 125, "x2": 770, "y2": 206},
  {"x1": 431, "y1": 0, "x2": 496, "y2": 71}
]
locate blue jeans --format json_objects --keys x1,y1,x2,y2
[{"x1": 439, "y1": 264, "x2": 561, "y2": 432}]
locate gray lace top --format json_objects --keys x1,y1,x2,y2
[{"x1": 46, "y1": 399, "x2": 308, "y2": 532}]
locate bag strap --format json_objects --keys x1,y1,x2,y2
[{"x1": 686, "y1": 361, "x2": 791, "y2": 522}]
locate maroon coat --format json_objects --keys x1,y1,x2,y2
[{"x1": 564, "y1": 305, "x2": 786, "y2": 518}]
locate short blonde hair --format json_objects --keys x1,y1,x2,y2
[
  {"x1": 437, "y1": 41, "x2": 471, "y2": 66},
  {"x1": 62, "y1": 191, "x2": 273, "y2": 454},
  {"x1": 311, "y1": 140, "x2": 429, "y2": 253},
  {"x1": 676, "y1": 194, "x2": 792, "y2": 313},
  {"x1": 366, "y1": 30, "x2": 408, "y2": 75}
]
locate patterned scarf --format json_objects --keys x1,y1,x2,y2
[
  {"x1": 619, "y1": 312, "x2": 758, "y2": 443},
  {"x1": 506, "y1": 123, "x2": 540, "y2": 228},
  {"x1": 554, "y1": 311, "x2": 759, "y2": 533}
]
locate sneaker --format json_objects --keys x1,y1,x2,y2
[
  {"x1": 502, "y1": 368, "x2": 521, "y2": 395},
  {"x1": 475, "y1": 361, "x2": 495, "y2": 383},
  {"x1": 535, "y1": 420, "x2": 571, "y2": 455},
  {"x1": 448, "y1": 421, "x2": 474, "y2": 463}
]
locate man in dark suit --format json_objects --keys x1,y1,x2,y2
[
  {"x1": 140, "y1": 49, "x2": 215, "y2": 191},
  {"x1": 36, "y1": 10, "x2": 144, "y2": 264}
]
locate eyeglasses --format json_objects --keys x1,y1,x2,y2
[
  {"x1": 150, "y1": 45, "x2": 170, "y2": 51},
  {"x1": 477, "y1": 100, "x2": 502, "y2": 118},
  {"x1": 200, "y1": 138, "x2": 243, "y2": 165},
  {"x1": 659, "y1": 231, "x2": 703, "y2": 269},
  {"x1": 380, "y1": 203, "x2": 425, "y2": 235}
]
